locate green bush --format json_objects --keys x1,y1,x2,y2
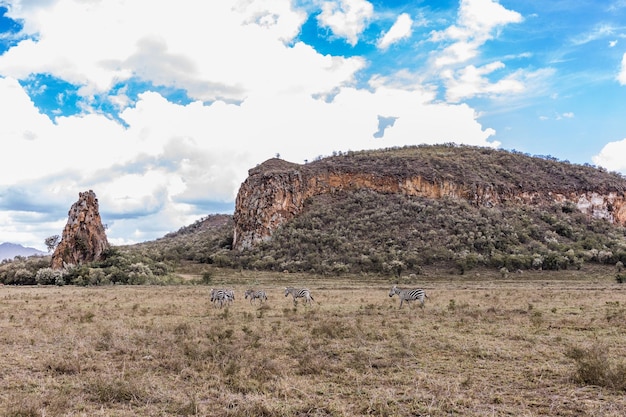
[{"x1": 35, "y1": 267, "x2": 65, "y2": 285}]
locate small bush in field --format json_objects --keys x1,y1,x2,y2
[
  {"x1": 566, "y1": 345, "x2": 626, "y2": 391},
  {"x1": 4, "y1": 395, "x2": 42, "y2": 417},
  {"x1": 201, "y1": 271, "x2": 213, "y2": 284},
  {"x1": 86, "y1": 376, "x2": 148, "y2": 404}
]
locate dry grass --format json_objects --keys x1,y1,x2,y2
[{"x1": 1, "y1": 269, "x2": 625, "y2": 416}]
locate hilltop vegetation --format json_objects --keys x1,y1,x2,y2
[
  {"x1": 2, "y1": 144, "x2": 626, "y2": 284},
  {"x1": 306, "y1": 144, "x2": 625, "y2": 194}
]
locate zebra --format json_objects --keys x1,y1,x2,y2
[
  {"x1": 284, "y1": 287, "x2": 314, "y2": 306},
  {"x1": 210, "y1": 288, "x2": 234, "y2": 308},
  {"x1": 244, "y1": 289, "x2": 268, "y2": 304},
  {"x1": 210, "y1": 288, "x2": 224, "y2": 307},
  {"x1": 388, "y1": 285, "x2": 428, "y2": 309},
  {"x1": 224, "y1": 289, "x2": 235, "y2": 305}
]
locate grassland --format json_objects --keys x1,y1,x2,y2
[{"x1": 1, "y1": 268, "x2": 625, "y2": 416}]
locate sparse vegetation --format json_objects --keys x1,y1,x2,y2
[
  {"x1": 0, "y1": 271, "x2": 625, "y2": 416},
  {"x1": 566, "y1": 343, "x2": 626, "y2": 391}
]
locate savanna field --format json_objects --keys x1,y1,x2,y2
[{"x1": 1, "y1": 267, "x2": 625, "y2": 417}]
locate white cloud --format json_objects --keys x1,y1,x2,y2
[
  {"x1": 592, "y1": 138, "x2": 626, "y2": 172},
  {"x1": 443, "y1": 62, "x2": 524, "y2": 102},
  {"x1": 618, "y1": 53, "x2": 626, "y2": 85},
  {"x1": 377, "y1": 13, "x2": 412, "y2": 50},
  {"x1": 430, "y1": 0, "x2": 523, "y2": 68},
  {"x1": 317, "y1": 0, "x2": 374, "y2": 46},
  {"x1": 0, "y1": 0, "x2": 310, "y2": 102},
  {"x1": 425, "y1": 0, "x2": 526, "y2": 103},
  {"x1": 570, "y1": 24, "x2": 615, "y2": 46},
  {"x1": 538, "y1": 111, "x2": 575, "y2": 121}
]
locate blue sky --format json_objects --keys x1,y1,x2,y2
[{"x1": 1, "y1": 0, "x2": 625, "y2": 250}]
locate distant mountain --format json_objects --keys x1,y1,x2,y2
[{"x1": 0, "y1": 242, "x2": 46, "y2": 261}]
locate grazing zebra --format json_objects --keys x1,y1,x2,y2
[
  {"x1": 389, "y1": 285, "x2": 428, "y2": 309},
  {"x1": 210, "y1": 288, "x2": 234, "y2": 308},
  {"x1": 244, "y1": 289, "x2": 268, "y2": 304},
  {"x1": 210, "y1": 288, "x2": 224, "y2": 307},
  {"x1": 224, "y1": 289, "x2": 235, "y2": 305},
  {"x1": 284, "y1": 287, "x2": 314, "y2": 306}
]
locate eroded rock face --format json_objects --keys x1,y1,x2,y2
[
  {"x1": 232, "y1": 159, "x2": 626, "y2": 251},
  {"x1": 51, "y1": 190, "x2": 110, "y2": 269}
]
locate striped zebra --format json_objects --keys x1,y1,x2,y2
[
  {"x1": 284, "y1": 287, "x2": 314, "y2": 306},
  {"x1": 244, "y1": 289, "x2": 268, "y2": 304},
  {"x1": 389, "y1": 285, "x2": 428, "y2": 309},
  {"x1": 210, "y1": 288, "x2": 234, "y2": 308},
  {"x1": 225, "y1": 289, "x2": 235, "y2": 305}
]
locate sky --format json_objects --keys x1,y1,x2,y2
[{"x1": 1, "y1": 0, "x2": 626, "y2": 251}]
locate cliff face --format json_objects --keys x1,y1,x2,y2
[
  {"x1": 233, "y1": 157, "x2": 626, "y2": 251},
  {"x1": 51, "y1": 190, "x2": 110, "y2": 269}
]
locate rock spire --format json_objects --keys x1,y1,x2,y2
[{"x1": 51, "y1": 190, "x2": 110, "y2": 269}]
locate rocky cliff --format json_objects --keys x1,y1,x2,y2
[
  {"x1": 51, "y1": 190, "x2": 110, "y2": 269},
  {"x1": 233, "y1": 147, "x2": 626, "y2": 250}
]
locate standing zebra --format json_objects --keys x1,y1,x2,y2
[
  {"x1": 389, "y1": 285, "x2": 428, "y2": 309},
  {"x1": 244, "y1": 289, "x2": 268, "y2": 304},
  {"x1": 210, "y1": 288, "x2": 224, "y2": 307},
  {"x1": 224, "y1": 289, "x2": 235, "y2": 305},
  {"x1": 284, "y1": 287, "x2": 314, "y2": 306},
  {"x1": 210, "y1": 288, "x2": 234, "y2": 308}
]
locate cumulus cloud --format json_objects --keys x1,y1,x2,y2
[
  {"x1": 430, "y1": 0, "x2": 523, "y2": 68},
  {"x1": 317, "y1": 0, "x2": 374, "y2": 46},
  {"x1": 378, "y1": 13, "x2": 412, "y2": 50},
  {"x1": 592, "y1": 138, "x2": 626, "y2": 172},
  {"x1": 442, "y1": 61, "x2": 524, "y2": 102},
  {"x1": 425, "y1": 0, "x2": 528, "y2": 103}
]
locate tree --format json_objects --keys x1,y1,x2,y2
[{"x1": 45, "y1": 235, "x2": 61, "y2": 252}]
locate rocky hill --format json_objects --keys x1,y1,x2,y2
[
  {"x1": 128, "y1": 144, "x2": 626, "y2": 276},
  {"x1": 233, "y1": 145, "x2": 626, "y2": 249}
]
